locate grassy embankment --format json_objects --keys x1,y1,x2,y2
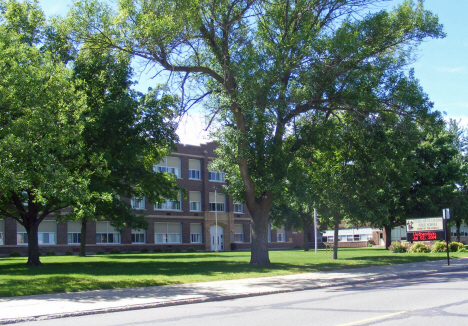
[{"x1": 1, "y1": 247, "x2": 466, "y2": 297}]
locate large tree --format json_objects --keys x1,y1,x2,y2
[
  {"x1": 71, "y1": 0, "x2": 444, "y2": 264},
  {"x1": 0, "y1": 0, "x2": 99, "y2": 265},
  {"x1": 71, "y1": 47, "x2": 180, "y2": 256}
]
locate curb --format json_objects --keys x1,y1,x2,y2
[{"x1": 1, "y1": 264, "x2": 467, "y2": 325}]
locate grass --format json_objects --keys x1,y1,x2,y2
[{"x1": 0, "y1": 247, "x2": 466, "y2": 298}]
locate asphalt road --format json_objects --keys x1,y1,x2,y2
[{"x1": 19, "y1": 271, "x2": 468, "y2": 326}]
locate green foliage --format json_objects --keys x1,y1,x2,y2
[
  {"x1": 174, "y1": 248, "x2": 182, "y2": 253},
  {"x1": 389, "y1": 241, "x2": 407, "y2": 253},
  {"x1": 153, "y1": 248, "x2": 163, "y2": 253},
  {"x1": 449, "y1": 242, "x2": 465, "y2": 252},
  {"x1": 165, "y1": 248, "x2": 173, "y2": 253},
  {"x1": 140, "y1": 248, "x2": 149, "y2": 253},
  {"x1": 70, "y1": 0, "x2": 445, "y2": 264},
  {"x1": 9, "y1": 251, "x2": 22, "y2": 258},
  {"x1": 64, "y1": 250, "x2": 74, "y2": 256},
  {"x1": 408, "y1": 242, "x2": 430, "y2": 253},
  {"x1": 95, "y1": 250, "x2": 105, "y2": 255},
  {"x1": 109, "y1": 248, "x2": 121, "y2": 254},
  {"x1": 431, "y1": 241, "x2": 447, "y2": 253},
  {"x1": 45, "y1": 250, "x2": 56, "y2": 256},
  {"x1": 187, "y1": 247, "x2": 196, "y2": 252}
]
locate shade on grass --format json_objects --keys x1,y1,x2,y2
[{"x1": 0, "y1": 248, "x2": 466, "y2": 297}]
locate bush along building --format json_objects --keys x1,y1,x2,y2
[{"x1": 0, "y1": 142, "x2": 304, "y2": 255}]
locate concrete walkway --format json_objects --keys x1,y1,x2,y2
[{"x1": 1, "y1": 258, "x2": 467, "y2": 325}]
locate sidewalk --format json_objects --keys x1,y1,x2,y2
[{"x1": 1, "y1": 258, "x2": 467, "y2": 325}]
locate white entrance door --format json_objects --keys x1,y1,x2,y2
[{"x1": 210, "y1": 225, "x2": 224, "y2": 251}]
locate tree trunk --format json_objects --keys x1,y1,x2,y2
[
  {"x1": 302, "y1": 217, "x2": 309, "y2": 251},
  {"x1": 332, "y1": 216, "x2": 340, "y2": 260},
  {"x1": 456, "y1": 220, "x2": 461, "y2": 243},
  {"x1": 26, "y1": 221, "x2": 41, "y2": 266},
  {"x1": 384, "y1": 224, "x2": 392, "y2": 249},
  {"x1": 249, "y1": 199, "x2": 272, "y2": 265},
  {"x1": 79, "y1": 218, "x2": 88, "y2": 257}
]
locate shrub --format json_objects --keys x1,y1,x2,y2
[
  {"x1": 125, "y1": 250, "x2": 132, "y2": 254},
  {"x1": 109, "y1": 248, "x2": 121, "y2": 254},
  {"x1": 46, "y1": 250, "x2": 56, "y2": 256},
  {"x1": 174, "y1": 247, "x2": 182, "y2": 253},
  {"x1": 187, "y1": 247, "x2": 196, "y2": 252},
  {"x1": 64, "y1": 250, "x2": 74, "y2": 256},
  {"x1": 431, "y1": 241, "x2": 447, "y2": 253},
  {"x1": 165, "y1": 247, "x2": 173, "y2": 253},
  {"x1": 9, "y1": 251, "x2": 22, "y2": 257},
  {"x1": 449, "y1": 242, "x2": 465, "y2": 252},
  {"x1": 389, "y1": 241, "x2": 407, "y2": 253},
  {"x1": 367, "y1": 243, "x2": 373, "y2": 248},
  {"x1": 153, "y1": 248, "x2": 163, "y2": 253},
  {"x1": 95, "y1": 250, "x2": 105, "y2": 255},
  {"x1": 409, "y1": 242, "x2": 430, "y2": 253},
  {"x1": 140, "y1": 248, "x2": 149, "y2": 253}
]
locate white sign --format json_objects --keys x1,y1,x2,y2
[{"x1": 406, "y1": 217, "x2": 443, "y2": 232}]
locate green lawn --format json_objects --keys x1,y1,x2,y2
[{"x1": 1, "y1": 248, "x2": 466, "y2": 297}]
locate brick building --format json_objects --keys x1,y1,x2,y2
[{"x1": 0, "y1": 142, "x2": 301, "y2": 255}]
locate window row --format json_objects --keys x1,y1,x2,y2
[
  {"x1": 322, "y1": 234, "x2": 373, "y2": 243},
  {"x1": 153, "y1": 157, "x2": 225, "y2": 182},
  {"x1": 130, "y1": 192, "x2": 244, "y2": 213}
]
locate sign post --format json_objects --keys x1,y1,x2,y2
[
  {"x1": 314, "y1": 208, "x2": 317, "y2": 254},
  {"x1": 443, "y1": 208, "x2": 450, "y2": 266}
]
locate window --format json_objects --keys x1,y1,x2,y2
[
  {"x1": 154, "y1": 157, "x2": 181, "y2": 178},
  {"x1": 208, "y1": 171, "x2": 225, "y2": 182},
  {"x1": 233, "y1": 203, "x2": 243, "y2": 213},
  {"x1": 67, "y1": 221, "x2": 82, "y2": 244},
  {"x1": 155, "y1": 192, "x2": 182, "y2": 211},
  {"x1": 132, "y1": 229, "x2": 146, "y2": 244},
  {"x1": 189, "y1": 159, "x2": 201, "y2": 180},
  {"x1": 328, "y1": 236, "x2": 334, "y2": 242},
  {"x1": 17, "y1": 220, "x2": 56, "y2": 245},
  {"x1": 234, "y1": 224, "x2": 244, "y2": 243},
  {"x1": 96, "y1": 222, "x2": 121, "y2": 244},
  {"x1": 276, "y1": 226, "x2": 286, "y2": 242},
  {"x1": 189, "y1": 191, "x2": 201, "y2": 211},
  {"x1": 0, "y1": 219, "x2": 3, "y2": 245},
  {"x1": 347, "y1": 235, "x2": 353, "y2": 242},
  {"x1": 131, "y1": 197, "x2": 146, "y2": 210},
  {"x1": 154, "y1": 223, "x2": 182, "y2": 243},
  {"x1": 190, "y1": 223, "x2": 202, "y2": 243},
  {"x1": 209, "y1": 192, "x2": 225, "y2": 212},
  {"x1": 340, "y1": 235, "x2": 346, "y2": 242}
]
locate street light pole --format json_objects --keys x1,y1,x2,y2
[
  {"x1": 214, "y1": 186, "x2": 218, "y2": 253},
  {"x1": 314, "y1": 208, "x2": 317, "y2": 254}
]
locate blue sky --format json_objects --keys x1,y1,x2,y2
[{"x1": 38, "y1": 0, "x2": 468, "y2": 143}]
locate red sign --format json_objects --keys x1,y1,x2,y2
[{"x1": 408, "y1": 231, "x2": 444, "y2": 241}]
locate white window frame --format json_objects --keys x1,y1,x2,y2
[
  {"x1": 208, "y1": 171, "x2": 225, "y2": 182},
  {"x1": 131, "y1": 197, "x2": 146, "y2": 210},
  {"x1": 154, "y1": 157, "x2": 181, "y2": 178},
  {"x1": 131, "y1": 230, "x2": 146, "y2": 244},
  {"x1": 155, "y1": 192, "x2": 182, "y2": 211},
  {"x1": 234, "y1": 224, "x2": 244, "y2": 243},
  {"x1": 154, "y1": 223, "x2": 182, "y2": 244},
  {"x1": 17, "y1": 221, "x2": 56, "y2": 245},
  {"x1": 96, "y1": 222, "x2": 121, "y2": 244},
  {"x1": 209, "y1": 192, "x2": 225, "y2": 212},
  {"x1": 190, "y1": 223, "x2": 202, "y2": 243},
  {"x1": 188, "y1": 159, "x2": 201, "y2": 180},
  {"x1": 276, "y1": 226, "x2": 286, "y2": 242},
  {"x1": 233, "y1": 203, "x2": 243, "y2": 213},
  {"x1": 67, "y1": 232, "x2": 81, "y2": 244},
  {"x1": 189, "y1": 191, "x2": 201, "y2": 212}
]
